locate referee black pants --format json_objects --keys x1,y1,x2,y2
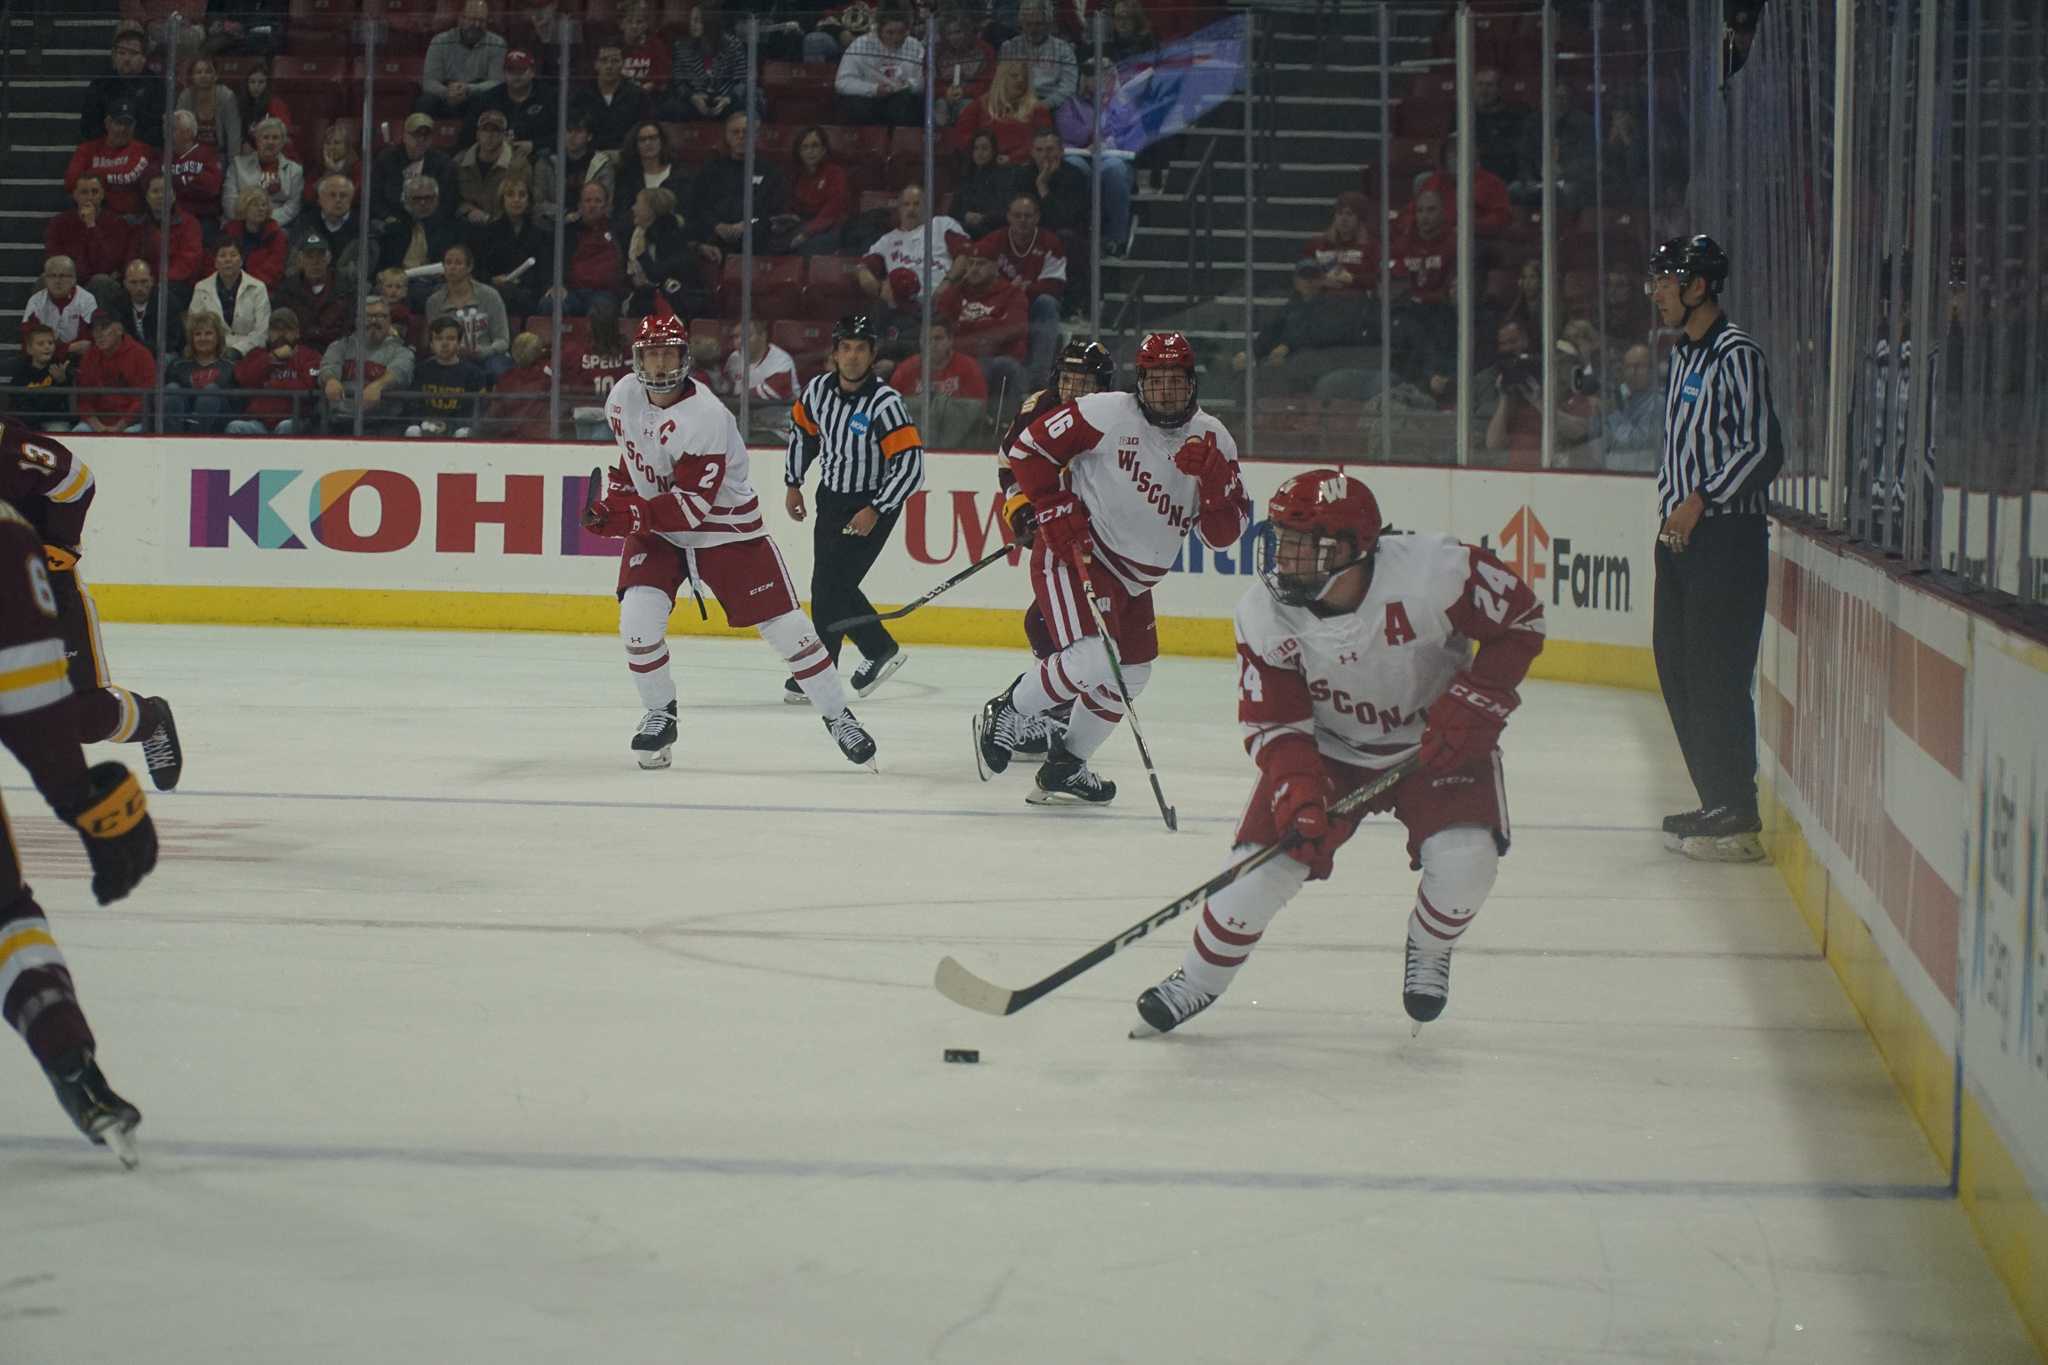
[
  {"x1": 812, "y1": 487, "x2": 901, "y2": 665},
  {"x1": 1652, "y1": 513, "x2": 1769, "y2": 818}
]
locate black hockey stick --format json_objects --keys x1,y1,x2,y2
[
  {"x1": 934, "y1": 759, "x2": 1419, "y2": 1016},
  {"x1": 1075, "y1": 564, "x2": 1176, "y2": 832},
  {"x1": 823, "y1": 543, "x2": 1012, "y2": 632}
]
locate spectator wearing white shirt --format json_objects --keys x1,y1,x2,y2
[
  {"x1": 721, "y1": 318, "x2": 800, "y2": 444},
  {"x1": 856, "y1": 186, "x2": 971, "y2": 314},
  {"x1": 834, "y1": 8, "x2": 925, "y2": 127},
  {"x1": 997, "y1": 1, "x2": 1077, "y2": 111},
  {"x1": 20, "y1": 256, "x2": 98, "y2": 359},
  {"x1": 190, "y1": 240, "x2": 272, "y2": 360},
  {"x1": 221, "y1": 117, "x2": 304, "y2": 228}
]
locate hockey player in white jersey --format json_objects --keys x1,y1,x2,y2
[
  {"x1": 582, "y1": 312, "x2": 877, "y2": 770},
  {"x1": 973, "y1": 331, "x2": 1253, "y2": 805},
  {"x1": 1131, "y1": 471, "x2": 1546, "y2": 1036}
]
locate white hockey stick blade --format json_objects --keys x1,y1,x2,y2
[{"x1": 934, "y1": 956, "x2": 1015, "y2": 1016}]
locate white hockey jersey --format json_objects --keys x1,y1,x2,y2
[
  {"x1": 604, "y1": 373, "x2": 763, "y2": 549},
  {"x1": 1010, "y1": 391, "x2": 1249, "y2": 595},
  {"x1": 1235, "y1": 531, "x2": 1547, "y2": 769},
  {"x1": 862, "y1": 217, "x2": 972, "y2": 296}
]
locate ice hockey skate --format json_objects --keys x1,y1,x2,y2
[
  {"x1": 782, "y1": 676, "x2": 809, "y2": 705},
  {"x1": 46, "y1": 1047, "x2": 141, "y2": 1169},
  {"x1": 1403, "y1": 936, "x2": 1453, "y2": 1034},
  {"x1": 1678, "y1": 806, "x2": 1766, "y2": 862},
  {"x1": 1027, "y1": 740, "x2": 1116, "y2": 806},
  {"x1": 972, "y1": 679, "x2": 1030, "y2": 779},
  {"x1": 1660, "y1": 807, "x2": 1706, "y2": 850},
  {"x1": 1012, "y1": 700, "x2": 1069, "y2": 757},
  {"x1": 139, "y1": 695, "x2": 182, "y2": 791},
  {"x1": 631, "y1": 701, "x2": 677, "y2": 769},
  {"x1": 825, "y1": 708, "x2": 877, "y2": 770},
  {"x1": 1129, "y1": 969, "x2": 1216, "y2": 1037},
  {"x1": 849, "y1": 646, "x2": 907, "y2": 699}
]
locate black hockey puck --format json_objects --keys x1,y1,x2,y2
[{"x1": 943, "y1": 1048, "x2": 980, "y2": 1064}]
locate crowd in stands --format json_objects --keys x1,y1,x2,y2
[{"x1": 9, "y1": 0, "x2": 1181, "y2": 443}]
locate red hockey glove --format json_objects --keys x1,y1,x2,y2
[
  {"x1": 1262, "y1": 735, "x2": 1336, "y2": 876},
  {"x1": 1034, "y1": 490, "x2": 1091, "y2": 566},
  {"x1": 581, "y1": 494, "x2": 642, "y2": 538},
  {"x1": 1171, "y1": 431, "x2": 1238, "y2": 508},
  {"x1": 1418, "y1": 675, "x2": 1517, "y2": 773}
]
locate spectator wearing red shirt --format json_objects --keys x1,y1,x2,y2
[
  {"x1": 787, "y1": 126, "x2": 850, "y2": 256},
  {"x1": 66, "y1": 101, "x2": 156, "y2": 217},
  {"x1": 558, "y1": 181, "x2": 626, "y2": 315},
  {"x1": 890, "y1": 316, "x2": 989, "y2": 449},
  {"x1": 1412, "y1": 131, "x2": 1514, "y2": 240},
  {"x1": 974, "y1": 195, "x2": 1068, "y2": 379},
  {"x1": 616, "y1": 0, "x2": 673, "y2": 91},
  {"x1": 132, "y1": 175, "x2": 205, "y2": 291},
  {"x1": 227, "y1": 308, "x2": 323, "y2": 434},
  {"x1": 73, "y1": 313, "x2": 155, "y2": 433},
  {"x1": 948, "y1": 60, "x2": 1054, "y2": 165},
  {"x1": 933, "y1": 250, "x2": 1029, "y2": 426},
  {"x1": 1387, "y1": 188, "x2": 1459, "y2": 385},
  {"x1": 45, "y1": 177, "x2": 133, "y2": 292},
  {"x1": 561, "y1": 295, "x2": 633, "y2": 439},
  {"x1": 22, "y1": 257, "x2": 98, "y2": 358},
  {"x1": 164, "y1": 110, "x2": 224, "y2": 233},
  {"x1": 1301, "y1": 191, "x2": 1381, "y2": 295},
  {"x1": 223, "y1": 188, "x2": 290, "y2": 286},
  {"x1": 269, "y1": 234, "x2": 352, "y2": 353},
  {"x1": 486, "y1": 332, "x2": 557, "y2": 440},
  {"x1": 931, "y1": 10, "x2": 997, "y2": 127}
]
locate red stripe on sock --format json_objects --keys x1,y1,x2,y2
[
  {"x1": 793, "y1": 654, "x2": 834, "y2": 681},
  {"x1": 1201, "y1": 906, "x2": 1263, "y2": 947},
  {"x1": 1417, "y1": 889, "x2": 1476, "y2": 932},
  {"x1": 1192, "y1": 936, "x2": 1248, "y2": 968},
  {"x1": 628, "y1": 653, "x2": 670, "y2": 674},
  {"x1": 1079, "y1": 692, "x2": 1121, "y2": 722}
]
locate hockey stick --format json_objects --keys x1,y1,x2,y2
[
  {"x1": 822, "y1": 543, "x2": 1012, "y2": 633},
  {"x1": 1074, "y1": 562, "x2": 1176, "y2": 832},
  {"x1": 934, "y1": 759, "x2": 1418, "y2": 1016}
]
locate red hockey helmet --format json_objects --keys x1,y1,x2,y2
[
  {"x1": 1133, "y1": 330, "x2": 1198, "y2": 428},
  {"x1": 1260, "y1": 470, "x2": 1385, "y2": 609},
  {"x1": 633, "y1": 311, "x2": 688, "y2": 395}
]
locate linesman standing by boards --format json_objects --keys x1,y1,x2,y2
[
  {"x1": 1647, "y1": 234, "x2": 1783, "y2": 863},
  {"x1": 782, "y1": 314, "x2": 927, "y2": 703}
]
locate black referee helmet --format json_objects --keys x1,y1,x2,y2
[
  {"x1": 1650, "y1": 235, "x2": 1731, "y2": 296},
  {"x1": 833, "y1": 313, "x2": 879, "y2": 345}
]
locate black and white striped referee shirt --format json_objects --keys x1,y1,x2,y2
[
  {"x1": 1657, "y1": 316, "x2": 1784, "y2": 519},
  {"x1": 784, "y1": 372, "x2": 926, "y2": 514}
]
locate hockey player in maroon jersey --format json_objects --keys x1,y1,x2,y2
[
  {"x1": 0, "y1": 417, "x2": 182, "y2": 789},
  {"x1": 1132, "y1": 471, "x2": 1546, "y2": 1036},
  {"x1": 0, "y1": 496, "x2": 156, "y2": 1165},
  {"x1": 974, "y1": 331, "x2": 1252, "y2": 805},
  {"x1": 582, "y1": 312, "x2": 878, "y2": 771},
  {"x1": 987, "y1": 338, "x2": 1114, "y2": 761}
]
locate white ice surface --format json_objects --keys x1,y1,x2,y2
[{"x1": 0, "y1": 624, "x2": 2035, "y2": 1365}]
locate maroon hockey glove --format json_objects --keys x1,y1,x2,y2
[
  {"x1": 1262, "y1": 735, "x2": 1335, "y2": 875},
  {"x1": 1171, "y1": 431, "x2": 1238, "y2": 508},
  {"x1": 1418, "y1": 675, "x2": 1517, "y2": 773},
  {"x1": 582, "y1": 494, "x2": 641, "y2": 538},
  {"x1": 1034, "y1": 490, "x2": 1092, "y2": 566}
]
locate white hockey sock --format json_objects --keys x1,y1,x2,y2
[
  {"x1": 1011, "y1": 636, "x2": 1113, "y2": 716},
  {"x1": 1178, "y1": 847, "x2": 1309, "y2": 996},
  {"x1": 1056, "y1": 662, "x2": 1147, "y2": 759},
  {"x1": 1407, "y1": 826, "x2": 1499, "y2": 953},
  {"x1": 619, "y1": 586, "x2": 678, "y2": 712},
  {"x1": 759, "y1": 610, "x2": 850, "y2": 716}
]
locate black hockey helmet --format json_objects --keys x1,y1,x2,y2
[
  {"x1": 1649, "y1": 234, "x2": 1730, "y2": 296},
  {"x1": 833, "y1": 313, "x2": 879, "y2": 345},
  {"x1": 1054, "y1": 339, "x2": 1114, "y2": 391}
]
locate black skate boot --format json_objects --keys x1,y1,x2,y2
[
  {"x1": 849, "y1": 645, "x2": 907, "y2": 699},
  {"x1": 825, "y1": 708, "x2": 877, "y2": 770},
  {"x1": 783, "y1": 676, "x2": 809, "y2": 705},
  {"x1": 1129, "y1": 969, "x2": 1217, "y2": 1038},
  {"x1": 1012, "y1": 699, "x2": 1070, "y2": 758},
  {"x1": 1661, "y1": 808, "x2": 1707, "y2": 851},
  {"x1": 631, "y1": 701, "x2": 677, "y2": 769},
  {"x1": 1678, "y1": 806, "x2": 1765, "y2": 863},
  {"x1": 1027, "y1": 740, "x2": 1116, "y2": 807},
  {"x1": 972, "y1": 678, "x2": 1030, "y2": 780},
  {"x1": 1403, "y1": 937, "x2": 1453, "y2": 1034},
  {"x1": 138, "y1": 696, "x2": 182, "y2": 792},
  {"x1": 46, "y1": 1047, "x2": 141, "y2": 1168}
]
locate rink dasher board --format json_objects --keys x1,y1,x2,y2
[{"x1": 65, "y1": 436, "x2": 1659, "y2": 690}]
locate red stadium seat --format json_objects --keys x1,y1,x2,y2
[
  {"x1": 721, "y1": 255, "x2": 803, "y2": 317},
  {"x1": 289, "y1": 0, "x2": 355, "y2": 33},
  {"x1": 661, "y1": 121, "x2": 725, "y2": 165},
  {"x1": 803, "y1": 255, "x2": 862, "y2": 316},
  {"x1": 773, "y1": 318, "x2": 834, "y2": 373},
  {"x1": 753, "y1": 124, "x2": 798, "y2": 163},
  {"x1": 822, "y1": 125, "x2": 887, "y2": 165},
  {"x1": 354, "y1": 52, "x2": 427, "y2": 96},
  {"x1": 857, "y1": 188, "x2": 898, "y2": 217}
]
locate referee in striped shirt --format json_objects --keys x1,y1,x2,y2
[
  {"x1": 783, "y1": 314, "x2": 926, "y2": 701},
  {"x1": 1648, "y1": 235, "x2": 1784, "y2": 863}
]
